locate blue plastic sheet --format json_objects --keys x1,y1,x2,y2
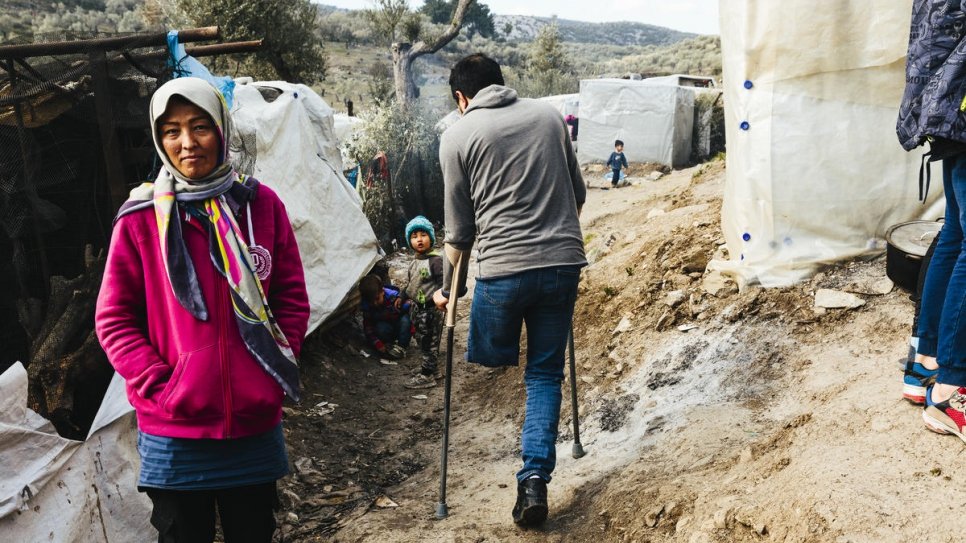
[{"x1": 166, "y1": 30, "x2": 235, "y2": 108}]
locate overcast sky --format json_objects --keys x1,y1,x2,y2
[{"x1": 316, "y1": 0, "x2": 720, "y2": 35}]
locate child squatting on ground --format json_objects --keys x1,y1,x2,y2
[
  {"x1": 359, "y1": 275, "x2": 411, "y2": 360},
  {"x1": 607, "y1": 139, "x2": 628, "y2": 187},
  {"x1": 401, "y1": 216, "x2": 445, "y2": 389}
]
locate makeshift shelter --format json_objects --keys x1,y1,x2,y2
[
  {"x1": 712, "y1": 0, "x2": 944, "y2": 287},
  {"x1": 230, "y1": 80, "x2": 381, "y2": 332},
  {"x1": 577, "y1": 78, "x2": 695, "y2": 168},
  {"x1": 332, "y1": 112, "x2": 363, "y2": 144},
  {"x1": 641, "y1": 74, "x2": 717, "y2": 89},
  {"x1": 539, "y1": 93, "x2": 579, "y2": 118},
  {"x1": 0, "y1": 364, "x2": 148, "y2": 541}
]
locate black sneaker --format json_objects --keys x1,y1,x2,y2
[{"x1": 512, "y1": 478, "x2": 548, "y2": 526}]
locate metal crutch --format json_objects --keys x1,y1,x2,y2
[{"x1": 436, "y1": 246, "x2": 467, "y2": 519}]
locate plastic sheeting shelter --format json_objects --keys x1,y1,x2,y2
[
  {"x1": 577, "y1": 78, "x2": 694, "y2": 167},
  {"x1": 0, "y1": 364, "x2": 149, "y2": 541},
  {"x1": 713, "y1": 0, "x2": 944, "y2": 287},
  {"x1": 232, "y1": 81, "x2": 380, "y2": 332},
  {"x1": 539, "y1": 93, "x2": 579, "y2": 118}
]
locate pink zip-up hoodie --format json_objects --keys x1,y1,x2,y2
[{"x1": 95, "y1": 183, "x2": 309, "y2": 439}]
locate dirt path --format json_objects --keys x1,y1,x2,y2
[{"x1": 280, "y1": 160, "x2": 964, "y2": 542}]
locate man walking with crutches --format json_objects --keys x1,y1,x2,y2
[{"x1": 433, "y1": 53, "x2": 587, "y2": 527}]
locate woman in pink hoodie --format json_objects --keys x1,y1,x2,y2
[{"x1": 95, "y1": 77, "x2": 309, "y2": 543}]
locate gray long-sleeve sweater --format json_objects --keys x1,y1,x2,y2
[{"x1": 439, "y1": 85, "x2": 587, "y2": 288}]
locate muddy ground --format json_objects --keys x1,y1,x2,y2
[{"x1": 273, "y1": 159, "x2": 962, "y2": 542}]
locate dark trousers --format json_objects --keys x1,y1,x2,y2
[
  {"x1": 145, "y1": 482, "x2": 279, "y2": 543},
  {"x1": 413, "y1": 304, "x2": 443, "y2": 373}
]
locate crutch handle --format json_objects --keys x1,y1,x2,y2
[{"x1": 444, "y1": 244, "x2": 469, "y2": 327}]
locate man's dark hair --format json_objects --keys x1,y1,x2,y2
[
  {"x1": 615, "y1": 139, "x2": 624, "y2": 147},
  {"x1": 449, "y1": 53, "x2": 504, "y2": 102},
  {"x1": 359, "y1": 274, "x2": 383, "y2": 303}
]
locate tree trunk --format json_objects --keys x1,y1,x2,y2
[
  {"x1": 391, "y1": 42, "x2": 418, "y2": 108},
  {"x1": 389, "y1": 0, "x2": 475, "y2": 108},
  {"x1": 18, "y1": 246, "x2": 114, "y2": 440}
]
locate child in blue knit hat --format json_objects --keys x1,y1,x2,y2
[{"x1": 401, "y1": 216, "x2": 444, "y2": 389}]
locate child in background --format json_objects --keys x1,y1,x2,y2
[
  {"x1": 401, "y1": 216, "x2": 444, "y2": 389},
  {"x1": 359, "y1": 275, "x2": 411, "y2": 359},
  {"x1": 607, "y1": 139, "x2": 628, "y2": 187}
]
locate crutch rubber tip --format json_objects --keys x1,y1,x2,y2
[
  {"x1": 572, "y1": 443, "x2": 586, "y2": 459},
  {"x1": 435, "y1": 502, "x2": 449, "y2": 519}
]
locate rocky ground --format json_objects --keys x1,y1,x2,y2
[{"x1": 273, "y1": 158, "x2": 963, "y2": 542}]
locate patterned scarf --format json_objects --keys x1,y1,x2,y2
[{"x1": 117, "y1": 77, "x2": 300, "y2": 400}]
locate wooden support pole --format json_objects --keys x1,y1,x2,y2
[
  {"x1": 87, "y1": 50, "x2": 129, "y2": 213},
  {"x1": 0, "y1": 26, "x2": 220, "y2": 60}
]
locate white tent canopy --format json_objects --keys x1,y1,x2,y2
[
  {"x1": 232, "y1": 81, "x2": 381, "y2": 332},
  {"x1": 0, "y1": 364, "x2": 149, "y2": 541},
  {"x1": 577, "y1": 78, "x2": 694, "y2": 168},
  {"x1": 539, "y1": 93, "x2": 579, "y2": 118},
  {"x1": 711, "y1": 0, "x2": 944, "y2": 287},
  {"x1": 332, "y1": 113, "x2": 363, "y2": 145}
]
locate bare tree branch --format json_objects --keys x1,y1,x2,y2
[{"x1": 409, "y1": 0, "x2": 474, "y2": 58}]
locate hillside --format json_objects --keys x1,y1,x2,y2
[{"x1": 494, "y1": 14, "x2": 700, "y2": 46}]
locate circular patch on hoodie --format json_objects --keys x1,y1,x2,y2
[{"x1": 248, "y1": 244, "x2": 272, "y2": 280}]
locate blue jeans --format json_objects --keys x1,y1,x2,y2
[
  {"x1": 467, "y1": 265, "x2": 581, "y2": 483},
  {"x1": 918, "y1": 154, "x2": 966, "y2": 386},
  {"x1": 375, "y1": 315, "x2": 412, "y2": 348}
]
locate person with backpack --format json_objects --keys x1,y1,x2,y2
[{"x1": 897, "y1": 1, "x2": 966, "y2": 440}]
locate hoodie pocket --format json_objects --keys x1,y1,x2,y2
[{"x1": 158, "y1": 343, "x2": 225, "y2": 419}]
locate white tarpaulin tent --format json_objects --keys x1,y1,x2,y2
[
  {"x1": 0, "y1": 364, "x2": 149, "y2": 541},
  {"x1": 332, "y1": 112, "x2": 363, "y2": 145},
  {"x1": 232, "y1": 80, "x2": 381, "y2": 331},
  {"x1": 577, "y1": 78, "x2": 694, "y2": 167},
  {"x1": 712, "y1": 0, "x2": 944, "y2": 287},
  {"x1": 539, "y1": 93, "x2": 579, "y2": 118}
]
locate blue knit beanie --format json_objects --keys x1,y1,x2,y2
[{"x1": 405, "y1": 215, "x2": 435, "y2": 247}]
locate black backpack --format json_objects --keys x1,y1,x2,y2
[{"x1": 896, "y1": 0, "x2": 966, "y2": 199}]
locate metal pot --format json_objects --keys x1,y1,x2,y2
[{"x1": 885, "y1": 220, "x2": 943, "y2": 291}]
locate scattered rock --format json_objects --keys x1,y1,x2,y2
[
  {"x1": 374, "y1": 495, "x2": 399, "y2": 508},
  {"x1": 681, "y1": 249, "x2": 709, "y2": 274},
  {"x1": 845, "y1": 276, "x2": 894, "y2": 296},
  {"x1": 713, "y1": 507, "x2": 735, "y2": 529},
  {"x1": 645, "y1": 504, "x2": 664, "y2": 527},
  {"x1": 647, "y1": 208, "x2": 666, "y2": 219},
  {"x1": 665, "y1": 502, "x2": 683, "y2": 518},
  {"x1": 281, "y1": 488, "x2": 302, "y2": 508},
  {"x1": 814, "y1": 289, "x2": 865, "y2": 309},
  {"x1": 613, "y1": 316, "x2": 633, "y2": 334},
  {"x1": 702, "y1": 271, "x2": 733, "y2": 296},
  {"x1": 666, "y1": 290, "x2": 686, "y2": 307}
]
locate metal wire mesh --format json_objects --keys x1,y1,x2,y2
[{"x1": 0, "y1": 30, "x2": 175, "y2": 367}]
